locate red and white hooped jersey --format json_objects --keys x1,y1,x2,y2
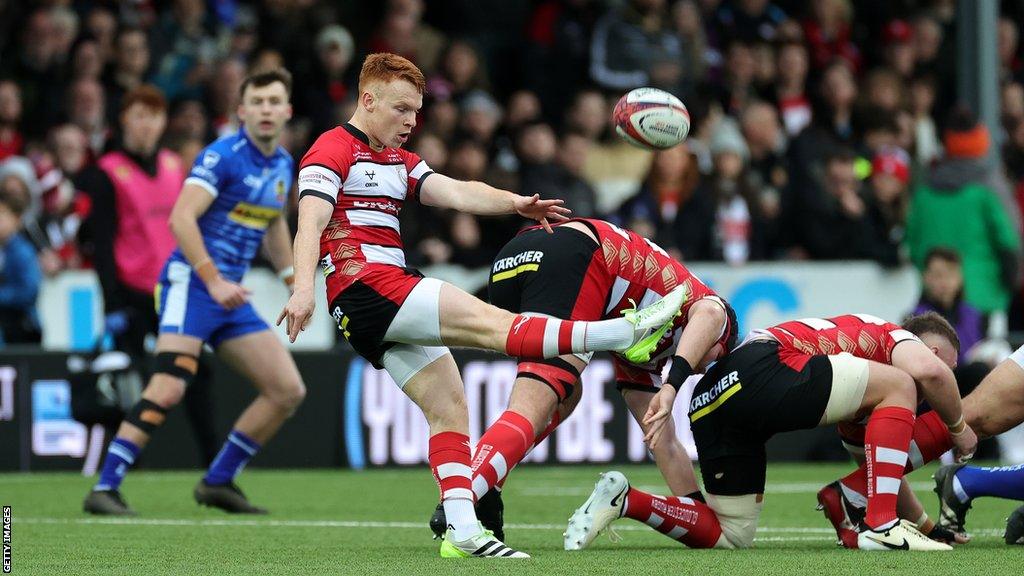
[
  {"x1": 562, "y1": 219, "x2": 728, "y2": 378},
  {"x1": 763, "y1": 314, "x2": 921, "y2": 365},
  {"x1": 297, "y1": 123, "x2": 433, "y2": 302}
]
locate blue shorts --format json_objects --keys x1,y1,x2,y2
[{"x1": 156, "y1": 260, "x2": 267, "y2": 347}]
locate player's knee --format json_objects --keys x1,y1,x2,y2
[
  {"x1": 890, "y1": 370, "x2": 917, "y2": 408},
  {"x1": 145, "y1": 373, "x2": 188, "y2": 407},
  {"x1": 272, "y1": 377, "x2": 306, "y2": 414}
]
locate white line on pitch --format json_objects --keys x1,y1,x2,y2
[{"x1": 11, "y1": 517, "x2": 1007, "y2": 538}]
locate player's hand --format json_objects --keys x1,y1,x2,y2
[
  {"x1": 514, "y1": 194, "x2": 571, "y2": 233},
  {"x1": 208, "y1": 277, "x2": 251, "y2": 310},
  {"x1": 277, "y1": 288, "x2": 315, "y2": 343},
  {"x1": 642, "y1": 385, "x2": 677, "y2": 449},
  {"x1": 926, "y1": 522, "x2": 971, "y2": 545},
  {"x1": 951, "y1": 424, "x2": 978, "y2": 463}
]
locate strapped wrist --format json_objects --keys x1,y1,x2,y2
[
  {"x1": 194, "y1": 257, "x2": 220, "y2": 284},
  {"x1": 666, "y1": 355, "x2": 694, "y2": 391}
]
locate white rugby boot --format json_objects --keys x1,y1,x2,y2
[{"x1": 564, "y1": 471, "x2": 629, "y2": 550}]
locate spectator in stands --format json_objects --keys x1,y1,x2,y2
[
  {"x1": 70, "y1": 36, "x2": 105, "y2": 82},
  {"x1": 741, "y1": 100, "x2": 789, "y2": 256},
  {"x1": 911, "y1": 14, "x2": 944, "y2": 77},
  {"x1": 106, "y1": 27, "x2": 152, "y2": 123},
  {"x1": 617, "y1": 142, "x2": 698, "y2": 250},
  {"x1": 368, "y1": 0, "x2": 446, "y2": 76},
  {"x1": 299, "y1": 24, "x2": 356, "y2": 136},
  {"x1": 998, "y1": 16, "x2": 1022, "y2": 84},
  {"x1": 909, "y1": 73, "x2": 941, "y2": 164},
  {"x1": 67, "y1": 78, "x2": 109, "y2": 157},
  {"x1": 150, "y1": 0, "x2": 217, "y2": 101},
  {"x1": 0, "y1": 81, "x2": 24, "y2": 161},
  {"x1": 668, "y1": 0, "x2": 708, "y2": 99},
  {"x1": 0, "y1": 186, "x2": 41, "y2": 345},
  {"x1": 459, "y1": 90, "x2": 503, "y2": 147},
  {"x1": 428, "y1": 40, "x2": 490, "y2": 104},
  {"x1": 797, "y1": 148, "x2": 873, "y2": 260},
  {"x1": 906, "y1": 107, "x2": 1021, "y2": 316},
  {"x1": 518, "y1": 124, "x2": 597, "y2": 219},
  {"x1": 883, "y1": 19, "x2": 917, "y2": 79},
  {"x1": 774, "y1": 41, "x2": 812, "y2": 136},
  {"x1": 802, "y1": 0, "x2": 861, "y2": 72},
  {"x1": 913, "y1": 247, "x2": 984, "y2": 364},
  {"x1": 5, "y1": 9, "x2": 66, "y2": 137},
  {"x1": 37, "y1": 124, "x2": 91, "y2": 273},
  {"x1": 588, "y1": 0, "x2": 680, "y2": 92},
  {"x1": 863, "y1": 147, "x2": 911, "y2": 267},
  {"x1": 206, "y1": 58, "x2": 246, "y2": 136},
  {"x1": 861, "y1": 68, "x2": 905, "y2": 114},
  {"x1": 715, "y1": 40, "x2": 758, "y2": 116},
  {"x1": 83, "y1": 7, "x2": 117, "y2": 63},
  {"x1": 712, "y1": 0, "x2": 788, "y2": 43},
  {"x1": 0, "y1": 156, "x2": 43, "y2": 250}
]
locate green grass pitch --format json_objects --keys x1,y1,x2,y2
[{"x1": 3, "y1": 462, "x2": 1024, "y2": 575}]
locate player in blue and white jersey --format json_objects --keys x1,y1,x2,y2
[{"x1": 84, "y1": 68, "x2": 306, "y2": 516}]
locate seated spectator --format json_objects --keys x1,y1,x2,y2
[
  {"x1": 712, "y1": 0, "x2": 789, "y2": 43},
  {"x1": 517, "y1": 124, "x2": 597, "y2": 218},
  {"x1": 0, "y1": 186, "x2": 42, "y2": 345},
  {"x1": 863, "y1": 147, "x2": 911, "y2": 267},
  {"x1": 427, "y1": 40, "x2": 490, "y2": 104},
  {"x1": 616, "y1": 142, "x2": 699, "y2": 248},
  {"x1": 0, "y1": 80, "x2": 24, "y2": 161},
  {"x1": 907, "y1": 107, "x2": 1022, "y2": 315},
  {"x1": 911, "y1": 247, "x2": 995, "y2": 399},
  {"x1": 741, "y1": 101, "x2": 789, "y2": 256},
  {"x1": 802, "y1": 0, "x2": 862, "y2": 73},
  {"x1": 797, "y1": 148, "x2": 872, "y2": 260},
  {"x1": 588, "y1": 0, "x2": 681, "y2": 91},
  {"x1": 774, "y1": 41, "x2": 812, "y2": 136},
  {"x1": 299, "y1": 25, "x2": 356, "y2": 136},
  {"x1": 910, "y1": 73, "x2": 942, "y2": 164},
  {"x1": 913, "y1": 247, "x2": 984, "y2": 364},
  {"x1": 882, "y1": 19, "x2": 917, "y2": 79},
  {"x1": 368, "y1": 0, "x2": 446, "y2": 75}
]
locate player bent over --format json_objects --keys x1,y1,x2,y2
[
  {"x1": 566, "y1": 313, "x2": 976, "y2": 551},
  {"x1": 84, "y1": 69, "x2": 305, "y2": 516},
  {"x1": 427, "y1": 218, "x2": 737, "y2": 541},
  {"x1": 277, "y1": 53, "x2": 684, "y2": 559},
  {"x1": 819, "y1": 340, "x2": 1024, "y2": 543}
]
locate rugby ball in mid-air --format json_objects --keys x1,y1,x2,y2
[{"x1": 613, "y1": 87, "x2": 690, "y2": 150}]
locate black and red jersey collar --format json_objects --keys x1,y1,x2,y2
[{"x1": 343, "y1": 122, "x2": 371, "y2": 146}]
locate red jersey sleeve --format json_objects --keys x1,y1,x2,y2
[{"x1": 298, "y1": 130, "x2": 350, "y2": 205}]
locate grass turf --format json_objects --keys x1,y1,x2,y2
[{"x1": 3, "y1": 463, "x2": 1023, "y2": 575}]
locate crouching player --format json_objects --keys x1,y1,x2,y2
[
  {"x1": 84, "y1": 69, "x2": 305, "y2": 515},
  {"x1": 429, "y1": 217, "x2": 737, "y2": 541},
  {"x1": 566, "y1": 313, "x2": 976, "y2": 551},
  {"x1": 819, "y1": 341, "x2": 1024, "y2": 544}
]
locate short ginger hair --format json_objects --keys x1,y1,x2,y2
[{"x1": 358, "y1": 52, "x2": 426, "y2": 95}]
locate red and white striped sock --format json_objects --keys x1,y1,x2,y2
[
  {"x1": 863, "y1": 406, "x2": 915, "y2": 529},
  {"x1": 505, "y1": 315, "x2": 633, "y2": 359},
  {"x1": 623, "y1": 487, "x2": 723, "y2": 549},
  {"x1": 429, "y1": 431, "x2": 477, "y2": 540},
  {"x1": 840, "y1": 410, "x2": 953, "y2": 501},
  {"x1": 471, "y1": 411, "x2": 534, "y2": 499},
  {"x1": 493, "y1": 411, "x2": 560, "y2": 492}
]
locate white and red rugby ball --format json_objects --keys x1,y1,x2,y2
[{"x1": 613, "y1": 87, "x2": 690, "y2": 150}]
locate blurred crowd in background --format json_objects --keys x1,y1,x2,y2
[{"x1": 2, "y1": 0, "x2": 1024, "y2": 350}]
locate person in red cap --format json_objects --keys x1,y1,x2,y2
[
  {"x1": 861, "y1": 146, "x2": 911, "y2": 267},
  {"x1": 883, "y1": 19, "x2": 916, "y2": 78}
]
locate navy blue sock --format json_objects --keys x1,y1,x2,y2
[
  {"x1": 954, "y1": 463, "x2": 1024, "y2": 503},
  {"x1": 203, "y1": 430, "x2": 261, "y2": 485},
  {"x1": 93, "y1": 438, "x2": 141, "y2": 492}
]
